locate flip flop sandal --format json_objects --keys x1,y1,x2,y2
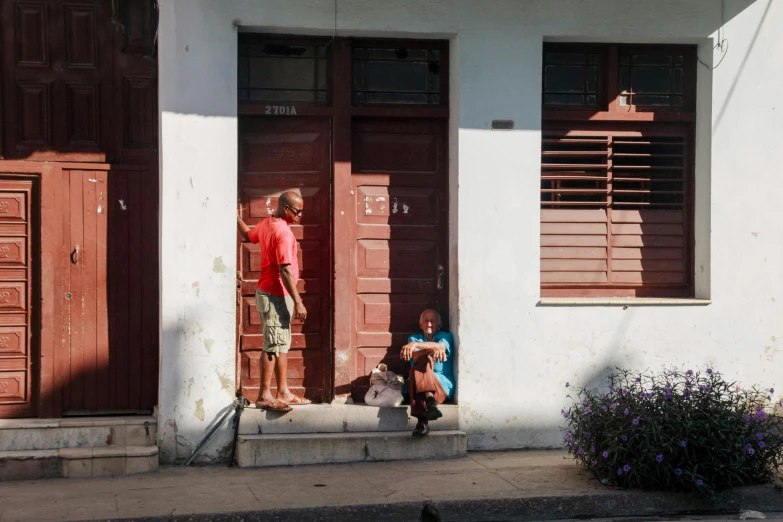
[
  {"x1": 284, "y1": 395, "x2": 312, "y2": 405},
  {"x1": 256, "y1": 399, "x2": 293, "y2": 412}
]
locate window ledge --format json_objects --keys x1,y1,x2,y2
[{"x1": 538, "y1": 298, "x2": 711, "y2": 307}]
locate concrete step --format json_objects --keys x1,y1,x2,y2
[
  {"x1": 239, "y1": 403, "x2": 459, "y2": 435},
  {"x1": 0, "y1": 416, "x2": 157, "y2": 451},
  {"x1": 237, "y1": 430, "x2": 467, "y2": 467},
  {"x1": 0, "y1": 445, "x2": 159, "y2": 480}
]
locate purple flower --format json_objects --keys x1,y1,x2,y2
[
  {"x1": 632, "y1": 417, "x2": 640, "y2": 426},
  {"x1": 687, "y1": 369, "x2": 693, "y2": 376},
  {"x1": 585, "y1": 432, "x2": 591, "y2": 439},
  {"x1": 656, "y1": 454, "x2": 664, "y2": 463},
  {"x1": 757, "y1": 432, "x2": 764, "y2": 440},
  {"x1": 771, "y1": 388, "x2": 775, "y2": 394},
  {"x1": 592, "y1": 459, "x2": 597, "y2": 465},
  {"x1": 705, "y1": 387, "x2": 711, "y2": 393},
  {"x1": 681, "y1": 440, "x2": 687, "y2": 448},
  {"x1": 578, "y1": 447, "x2": 585, "y2": 455},
  {"x1": 602, "y1": 451, "x2": 609, "y2": 458},
  {"x1": 759, "y1": 441, "x2": 766, "y2": 448},
  {"x1": 601, "y1": 405, "x2": 608, "y2": 411},
  {"x1": 622, "y1": 388, "x2": 628, "y2": 395},
  {"x1": 674, "y1": 468, "x2": 683, "y2": 476},
  {"x1": 635, "y1": 377, "x2": 641, "y2": 383},
  {"x1": 744, "y1": 414, "x2": 751, "y2": 422},
  {"x1": 617, "y1": 468, "x2": 623, "y2": 476},
  {"x1": 584, "y1": 406, "x2": 592, "y2": 414},
  {"x1": 696, "y1": 479, "x2": 704, "y2": 486},
  {"x1": 562, "y1": 411, "x2": 569, "y2": 419},
  {"x1": 590, "y1": 445, "x2": 595, "y2": 453},
  {"x1": 684, "y1": 390, "x2": 691, "y2": 398},
  {"x1": 707, "y1": 368, "x2": 713, "y2": 375},
  {"x1": 665, "y1": 392, "x2": 673, "y2": 400},
  {"x1": 624, "y1": 408, "x2": 630, "y2": 416},
  {"x1": 565, "y1": 382, "x2": 570, "y2": 388},
  {"x1": 623, "y1": 464, "x2": 631, "y2": 472},
  {"x1": 747, "y1": 447, "x2": 755, "y2": 456},
  {"x1": 611, "y1": 403, "x2": 618, "y2": 410},
  {"x1": 621, "y1": 434, "x2": 628, "y2": 441}
]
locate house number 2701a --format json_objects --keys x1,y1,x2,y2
[{"x1": 265, "y1": 105, "x2": 297, "y2": 115}]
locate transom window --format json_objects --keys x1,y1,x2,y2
[
  {"x1": 353, "y1": 45, "x2": 442, "y2": 105},
  {"x1": 238, "y1": 40, "x2": 328, "y2": 103}
]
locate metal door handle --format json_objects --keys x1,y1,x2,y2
[
  {"x1": 437, "y1": 265, "x2": 444, "y2": 290},
  {"x1": 71, "y1": 245, "x2": 80, "y2": 265}
]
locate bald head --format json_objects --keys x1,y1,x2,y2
[
  {"x1": 276, "y1": 191, "x2": 304, "y2": 223},
  {"x1": 278, "y1": 191, "x2": 302, "y2": 209}
]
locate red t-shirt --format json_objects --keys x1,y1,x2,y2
[{"x1": 247, "y1": 217, "x2": 299, "y2": 297}]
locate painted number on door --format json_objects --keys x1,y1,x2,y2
[{"x1": 265, "y1": 105, "x2": 297, "y2": 115}]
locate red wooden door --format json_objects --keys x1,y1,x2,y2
[
  {"x1": 0, "y1": 178, "x2": 37, "y2": 417},
  {"x1": 238, "y1": 117, "x2": 332, "y2": 403},
  {"x1": 349, "y1": 118, "x2": 449, "y2": 402},
  {"x1": 55, "y1": 166, "x2": 158, "y2": 415}
]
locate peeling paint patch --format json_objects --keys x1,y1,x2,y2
[
  {"x1": 216, "y1": 371, "x2": 233, "y2": 395},
  {"x1": 194, "y1": 399, "x2": 205, "y2": 421},
  {"x1": 186, "y1": 377, "x2": 194, "y2": 397},
  {"x1": 213, "y1": 257, "x2": 227, "y2": 273},
  {"x1": 204, "y1": 338, "x2": 214, "y2": 354}
]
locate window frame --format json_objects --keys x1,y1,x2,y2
[{"x1": 540, "y1": 43, "x2": 697, "y2": 299}]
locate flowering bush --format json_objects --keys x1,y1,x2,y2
[{"x1": 562, "y1": 368, "x2": 783, "y2": 497}]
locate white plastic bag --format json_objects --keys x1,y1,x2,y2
[{"x1": 364, "y1": 363, "x2": 404, "y2": 407}]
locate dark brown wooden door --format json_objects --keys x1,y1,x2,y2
[
  {"x1": 349, "y1": 118, "x2": 449, "y2": 402},
  {"x1": 1, "y1": 0, "x2": 114, "y2": 162},
  {"x1": 237, "y1": 117, "x2": 332, "y2": 403},
  {"x1": 0, "y1": 178, "x2": 37, "y2": 417}
]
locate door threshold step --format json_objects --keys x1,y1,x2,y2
[
  {"x1": 240, "y1": 403, "x2": 459, "y2": 435},
  {"x1": 0, "y1": 416, "x2": 157, "y2": 452},
  {"x1": 0, "y1": 445, "x2": 159, "y2": 481},
  {"x1": 237, "y1": 430, "x2": 467, "y2": 467}
]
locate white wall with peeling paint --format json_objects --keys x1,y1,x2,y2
[{"x1": 158, "y1": 0, "x2": 783, "y2": 459}]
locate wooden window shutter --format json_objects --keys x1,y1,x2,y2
[{"x1": 540, "y1": 128, "x2": 692, "y2": 298}]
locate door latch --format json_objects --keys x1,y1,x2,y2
[
  {"x1": 436, "y1": 265, "x2": 445, "y2": 290},
  {"x1": 70, "y1": 245, "x2": 80, "y2": 265}
]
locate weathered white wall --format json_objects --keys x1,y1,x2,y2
[{"x1": 158, "y1": 0, "x2": 782, "y2": 458}]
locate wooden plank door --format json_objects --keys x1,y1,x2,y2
[
  {"x1": 349, "y1": 118, "x2": 449, "y2": 402},
  {"x1": 58, "y1": 167, "x2": 158, "y2": 414},
  {"x1": 237, "y1": 117, "x2": 332, "y2": 403},
  {"x1": 0, "y1": 178, "x2": 37, "y2": 417}
]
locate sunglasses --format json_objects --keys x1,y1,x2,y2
[{"x1": 285, "y1": 204, "x2": 303, "y2": 217}]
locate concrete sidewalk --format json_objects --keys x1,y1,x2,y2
[{"x1": 0, "y1": 450, "x2": 781, "y2": 522}]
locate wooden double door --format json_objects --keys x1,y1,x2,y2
[
  {"x1": 236, "y1": 37, "x2": 450, "y2": 403},
  {"x1": 0, "y1": 0, "x2": 159, "y2": 418}
]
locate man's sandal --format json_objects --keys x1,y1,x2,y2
[
  {"x1": 283, "y1": 395, "x2": 312, "y2": 405},
  {"x1": 256, "y1": 399, "x2": 292, "y2": 412}
]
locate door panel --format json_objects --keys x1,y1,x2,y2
[
  {"x1": 0, "y1": 179, "x2": 36, "y2": 417},
  {"x1": 1, "y1": 0, "x2": 114, "y2": 161},
  {"x1": 350, "y1": 118, "x2": 449, "y2": 402},
  {"x1": 238, "y1": 117, "x2": 332, "y2": 403}
]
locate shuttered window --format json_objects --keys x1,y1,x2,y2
[{"x1": 541, "y1": 45, "x2": 696, "y2": 298}]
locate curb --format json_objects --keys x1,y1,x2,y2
[{"x1": 92, "y1": 484, "x2": 783, "y2": 521}]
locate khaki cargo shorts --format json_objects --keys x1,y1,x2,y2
[{"x1": 255, "y1": 290, "x2": 293, "y2": 355}]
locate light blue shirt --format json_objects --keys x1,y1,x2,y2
[{"x1": 407, "y1": 331, "x2": 455, "y2": 400}]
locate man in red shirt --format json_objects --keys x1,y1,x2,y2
[{"x1": 238, "y1": 191, "x2": 310, "y2": 411}]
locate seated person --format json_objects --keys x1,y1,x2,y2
[{"x1": 400, "y1": 309, "x2": 455, "y2": 437}]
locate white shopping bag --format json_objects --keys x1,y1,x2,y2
[{"x1": 364, "y1": 363, "x2": 404, "y2": 407}]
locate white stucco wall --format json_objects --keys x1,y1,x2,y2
[{"x1": 158, "y1": 0, "x2": 783, "y2": 459}]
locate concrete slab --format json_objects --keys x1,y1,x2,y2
[
  {"x1": 236, "y1": 430, "x2": 467, "y2": 467},
  {"x1": 239, "y1": 403, "x2": 459, "y2": 435}
]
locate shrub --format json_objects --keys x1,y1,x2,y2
[{"x1": 561, "y1": 367, "x2": 783, "y2": 497}]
